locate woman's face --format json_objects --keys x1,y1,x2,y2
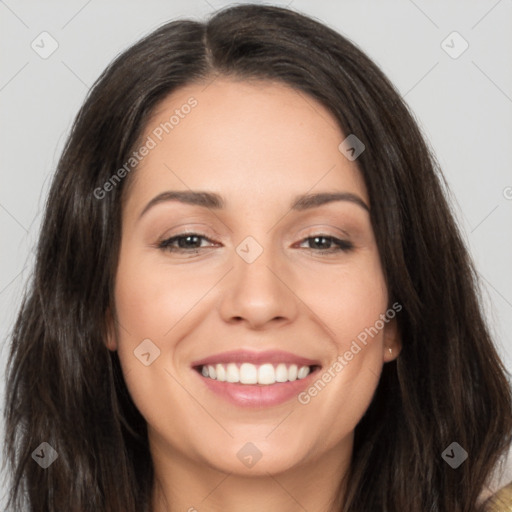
[{"x1": 107, "y1": 78, "x2": 400, "y2": 478}]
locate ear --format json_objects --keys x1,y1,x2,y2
[
  {"x1": 382, "y1": 317, "x2": 401, "y2": 363},
  {"x1": 104, "y1": 306, "x2": 118, "y2": 352}
]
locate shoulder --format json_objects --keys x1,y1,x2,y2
[{"x1": 483, "y1": 482, "x2": 512, "y2": 511}]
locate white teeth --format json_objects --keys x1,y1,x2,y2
[
  {"x1": 258, "y1": 363, "x2": 275, "y2": 385},
  {"x1": 239, "y1": 363, "x2": 258, "y2": 384},
  {"x1": 215, "y1": 363, "x2": 226, "y2": 382},
  {"x1": 297, "y1": 366, "x2": 310, "y2": 379},
  {"x1": 275, "y1": 363, "x2": 288, "y2": 382},
  {"x1": 226, "y1": 363, "x2": 239, "y2": 383},
  {"x1": 199, "y1": 362, "x2": 312, "y2": 384}
]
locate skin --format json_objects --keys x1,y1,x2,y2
[{"x1": 106, "y1": 77, "x2": 401, "y2": 512}]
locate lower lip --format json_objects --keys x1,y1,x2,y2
[{"x1": 194, "y1": 367, "x2": 320, "y2": 408}]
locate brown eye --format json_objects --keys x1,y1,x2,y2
[
  {"x1": 298, "y1": 235, "x2": 354, "y2": 253},
  {"x1": 158, "y1": 232, "x2": 215, "y2": 252}
]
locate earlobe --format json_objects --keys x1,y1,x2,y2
[
  {"x1": 384, "y1": 344, "x2": 402, "y2": 362},
  {"x1": 383, "y1": 317, "x2": 401, "y2": 362},
  {"x1": 104, "y1": 306, "x2": 118, "y2": 352}
]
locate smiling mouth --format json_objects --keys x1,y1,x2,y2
[{"x1": 194, "y1": 362, "x2": 321, "y2": 385}]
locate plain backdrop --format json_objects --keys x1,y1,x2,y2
[{"x1": 1, "y1": 0, "x2": 511, "y2": 505}]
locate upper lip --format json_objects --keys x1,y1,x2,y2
[{"x1": 191, "y1": 350, "x2": 321, "y2": 368}]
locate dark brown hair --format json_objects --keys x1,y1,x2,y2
[{"x1": 3, "y1": 4, "x2": 511, "y2": 511}]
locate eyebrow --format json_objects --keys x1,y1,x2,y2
[{"x1": 138, "y1": 190, "x2": 369, "y2": 220}]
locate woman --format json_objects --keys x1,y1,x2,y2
[{"x1": 3, "y1": 4, "x2": 511, "y2": 511}]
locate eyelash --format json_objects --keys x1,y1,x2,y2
[{"x1": 157, "y1": 232, "x2": 354, "y2": 255}]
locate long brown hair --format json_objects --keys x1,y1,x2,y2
[{"x1": 3, "y1": 4, "x2": 511, "y2": 511}]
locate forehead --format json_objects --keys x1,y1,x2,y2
[{"x1": 126, "y1": 78, "x2": 368, "y2": 212}]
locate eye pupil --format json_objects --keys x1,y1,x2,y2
[
  {"x1": 179, "y1": 235, "x2": 200, "y2": 248},
  {"x1": 311, "y1": 236, "x2": 330, "y2": 249}
]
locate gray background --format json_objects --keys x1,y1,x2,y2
[{"x1": 1, "y1": 0, "x2": 511, "y2": 504}]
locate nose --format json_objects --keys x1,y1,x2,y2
[{"x1": 218, "y1": 242, "x2": 299, "y2": 330}]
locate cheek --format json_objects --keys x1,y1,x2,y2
[
  {"x1": 111, "y1": 262, "x2": 186, "y2": 434},
  {"x1": 111, "y1": 250, "x2": 217, "y2": 426},
  {"x1": 292, "y1": 254, "x2": 387, "y2": 423},
  {"x1": 296, "y1": 316, "x2": 385, "y2": 453},
  {"x1": 298, "y1": 252, "x2": 388, "y2": 346},
  {"x1": 113, "y1": 251, "x2": 208, "y2": 338}
]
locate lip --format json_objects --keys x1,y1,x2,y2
[
  {"x1": 190, "y1": 349, "x2": 321, "y2": 368},
  {"x1": 191, "y1": 349, "x2": 322, "y2": 408}
]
